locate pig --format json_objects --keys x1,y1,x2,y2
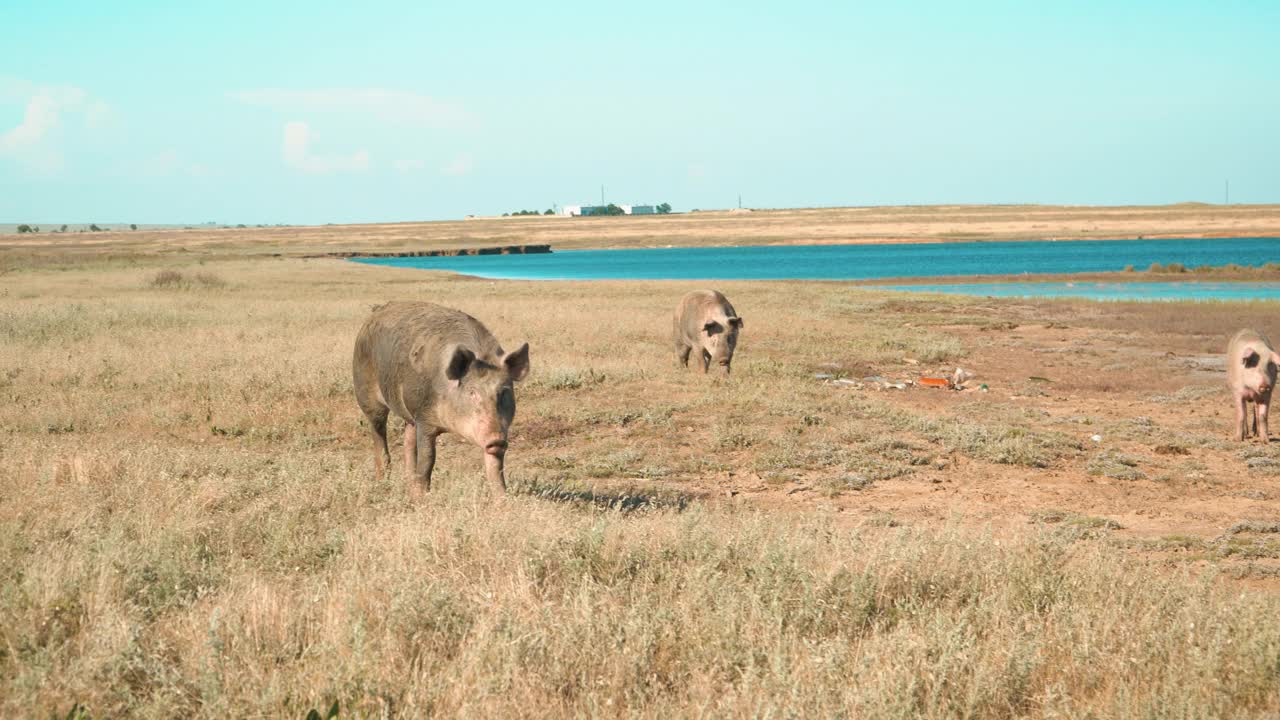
[
  {"x1": 1226, "y1": 328, "x2": 1280, "y2": 443},
  {"x1": 352, "y1": 301, "x2": 530, "y2": 498},
  {"x1": 673, "y1": 290, "x2": 743, "y2": 374}
]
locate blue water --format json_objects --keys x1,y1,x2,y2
[
  {"x1": 352, "y1": 237, "x2": 1280, "y2": 281},
  {"x1": 885, "y1": 281, "x2": 1280, "y2": 302}
]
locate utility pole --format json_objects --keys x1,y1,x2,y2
[
  {"x1": 1225, "y1": 180, "x2": 1230, "y2": 205},
  {"x1": 738, "y1": 193, "x2": 742, "y2": 209},
  {"x1": 601, "y1": 185, "x2": 605, "y2": 205}
]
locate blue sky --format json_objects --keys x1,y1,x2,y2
[{"x1": 1, "y1": 0, "x2": 1277, "y2": 224}]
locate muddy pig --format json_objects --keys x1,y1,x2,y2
[
  {"x1": 674, "y1": 290, "x2": 743, "y2": 374},
  {"x1": 353, "y1": 301, "x2": 530, "y2": 497},
  {"x1": 1227, "y1": 328, "x2": 1280, "y2": 443}
]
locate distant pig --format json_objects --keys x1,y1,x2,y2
[
  {"x1": 1227, "y1": 328, "x2": 1280, "y2": 443},
  {"x1": 353, "y1": 301, "x2": 530, "y2": 497},
  {"x1": 674, "y1": 290, "x2": 743, "y2": 374}
]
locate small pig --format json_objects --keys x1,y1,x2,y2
[
  {"x1": 1226, "y1": 328, "x2": 1280, "y2": 443},
  {"x1": 353, "y1": 301, "x2": 530, "y2": 497},
  {"x1": 673, "y1": 290, "x2": 743, "y2": 374}
]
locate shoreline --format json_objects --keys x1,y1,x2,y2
[
  {"x1": 303, "y1": 243, "x2": 552, "y2": 259},
  {"x1": 714, "y1": 230, "x2": 1280, "y2": 250},
  {"x1": 347, "y1": 265, "x2": 1280, "y2": 290},
  {"x1": 854, "y1": 268, "x2": 1280, "y2": 286},
  {"x1": 537, "y1": 231, "x2": 1280, "y2": 253}
]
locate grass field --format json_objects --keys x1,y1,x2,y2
[
  {"x1": 6, "y1": 202, "x2": 1280, "y2": 264},
  {"x1": 5, "y1": 209, "x2": 1280, "y2": 716}
]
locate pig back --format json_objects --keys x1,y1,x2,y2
[
  {"x1": 676, "y1": 290, "x2": 736, "y2": 341},
  {"x1": 356, "y1": 302, "x2": 504, "y2": 418}
]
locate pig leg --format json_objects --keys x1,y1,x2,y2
[
  {"x1": 365, "y1": 404, "x2": 391, "y2": 482},
  {"x1": 484, "y1": 452, "x2": 507, "y2": 496},
  {"x1": 410, "y1": 424, "x2": 439, "y2": 498},
  {"x1": 1235, "y1": 395, "x2": 1249, "y2": 441},
  {"x1": 403, "y1": 421, "x2": 417, "y2": 479},
  {"x1": 700, "y1": 348, "x2": 712, "y2": 373},
  {"x1": 1259, "y1": 394, "x2": 1272, "y2": 444},
  {"x1": 676, "y1": 342, "x2": 692, "y2": 368}
]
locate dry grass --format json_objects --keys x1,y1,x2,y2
[
  {"x1": 4, "y1": 251, "x2": 1280, "y2": 716},
  {"x1": 8, "y1": 460, "x2": 1280, "y2": 718},
  {"x1": 148, "y1": 269, "x2": 227, "y2": 289}
]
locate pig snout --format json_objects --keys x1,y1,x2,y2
[{"x1": 484, "y1": 438, "x2": 508, "y2": 455}]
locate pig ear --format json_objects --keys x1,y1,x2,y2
[
  {"x1": 1242, "y1": 348, "x2": 1261, "y2": 368},
  {"x1": 504, "y1": 343, "x2": 530, "y2": 382},
  {"x1": 445, "y1": 346, "x2": 475, "y2": 381},
  {"x1": 727, "y1": 316, "x2": 744, "y2": 329},
  {"x1": 1271, "y1": 351, "x2": 1280, "y2": 367}
]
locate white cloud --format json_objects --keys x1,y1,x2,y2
[
  {"x1": 233, "y1": 88, "x2": 470, "y2": 129},
  {"x1": 281, "y1": 121, "x2": 370, "y2": 174},
  {"x1": 441, "y1": 152, "x2": 473, "y2": 176},
  {"x1": 136, "y1": 149, "x2": 212, "y2": 179},
  {"x1": 0, "y1": 83, "x2": 105, "y2": 174},
  {"x1": 1, "y1": 93, "x2": 62, "y2": 151},
  {"x1": 393, "y1": 158, "x2": 426, "y2": 173}
]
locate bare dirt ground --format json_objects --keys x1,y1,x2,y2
[
  {"x1": 716, "y1": 306, "x2": 1262, "y2": 534},
  {"x1": 6, "y1": 202, "x2": 1280, "y2": 262},
  {"x1": 531, "y1": 291, "x2": 1280, "y2": 582}
]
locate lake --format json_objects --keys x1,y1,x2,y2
[{"x1": 353, "y1": 236, "x2": 1280, "y2": 282}]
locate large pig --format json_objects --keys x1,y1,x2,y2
[
  {"x1": 1227, "y1": 328, "x2": 1280, "y2": 443},
  {"x1": 673, "y1": 290, "x2": 743, "y2": 374},
  {"x1": 353, "y1": 301, "x2": 530, "y2": 497}
]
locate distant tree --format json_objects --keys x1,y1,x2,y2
[
  {"x1": 502, "y1": 212, "x2": 510, "y2": 217},
  {"x1": 89, "y1": 224, "x2": 103, "y2": 232},
  {"x1": 130, "y1": 223, "x2": 138, "y2": 230},
  {"x1": 235, "y1": 224, "x2": 246, "y2": 228},
  {"x1": 657, "y1": 202, "x2": 672, "y2": 214},
  {"x1": 59, "y1": 224, "x2": 68, "y2": 233},
  {"x1": 16, "y1": 224, "x2": 32, "y2": 233},
  {"x1": 604, "y1": 203, "x2": 625, "y2": 216},
  {"x1": 544, "y1": 209, "x2": 554, "y2": 215}
]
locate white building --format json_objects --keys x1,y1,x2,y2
[{"x1": 560, "y1": 204, "x2": 639, "y2": 216}]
